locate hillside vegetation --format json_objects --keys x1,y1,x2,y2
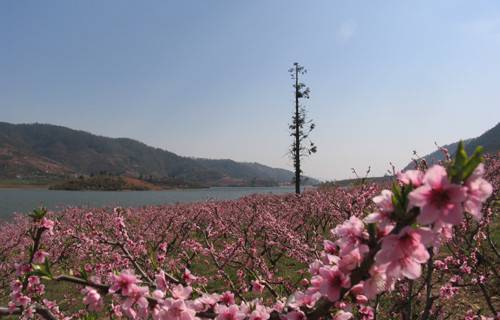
[{"x1": 0, "y1": 122, "x2": 317, "y2": 188}]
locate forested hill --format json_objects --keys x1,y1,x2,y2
[
  {"x1": 405, "y1": 122, "x2": 500, "y2": 169},
  {"x1": 0, "y1": 122, "x2": 317, "y2": 187}
]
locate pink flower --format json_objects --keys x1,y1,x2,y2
[
  {"x1": 374, "y1": 227, "x2": 432, "y2": 280},
  {"x1": 215, "y1": 304, "x2": 246, "y2": 320},
  {"x1": 286, "y1": 310, "x2": 306, "y2": 320},
  {"x1": 249, "y1": 304, "x2": 270, "y2": 320},
  {"x1": 359, "y1": 306, "x2": 374, "y2": 320},
  {"x1": 363, "y1": 265, "x2": 393, "y2": 299},
  {"x1": 397, "y1": 170, "x2": 424, "y2": 187},
  {"x1": 197, "y1": 293, "x2": 220, "y2": 307},
  {"x1": 323, "y1": 240, "x2": 337, "y2": 255},
  {"x1": 40, "y1": 217, "x2": 55, "y2": 234},
  {"x1": 82, "y1": 287, "x2": 103, "y2": 312},
  {"x1": 171, "y1": 284, "x2": 192, "y2": 300},
  {"x1": 32, "y1": 250, "x2": 49, "y2": 264},
  {"x1": 156, "y1": 270, "x2": 168, "y2": 292},
  {"x1": 15, "y1": 263, "x2": 31, "y2": 276},
  {"x1": 10, "y1": 280, "x2": 23, "y2": 293},
  {"x1": 220, "y1": 291, "x2": 235, "y2": 305},
  {"x1": 365, "y1": 190, "x2": 395, "y2": 229},
  {"x1": 309, "y1": 259, "x2": 323, "y2": 275},
  {"x1": 252, "y1": 280, "x2": 265, "y2": 294},
  {"x1": 315, "y1": 266, "x2": 350, "y2": 302},
  {"x1": 409, "y1": 165, "x2": 467, "y2": 225},
  {"x1": 289, "y1": 291, "x2": 321, "y2": 309},
  {"x1": 333, "y1": 310, "x2": 353, "y2": 320},
  {"x1": 373, "y1": 190, "x2": 394, "y2": 213},
  {"x1": 27, "y1": 276, "x2": 40, "y2": 287},
  {"x1": 338, "y1": 244, "x2": 369, "y2": 272},
  {"x1": 183, "y1": 269, "x2": 198, "y2": 285},
  {"x1": 463, "y1": 164, "x2": 493, "y2": 220},
  {"x1": 332, "y1": 216, "x2": 368, "y2": 255},
  {"x1": 11, "y1": 293, "x2": 31, "y2": 308},
  {"x1": 439, "y1": 283, "x2": 459, "y2": 299},
  {"x1": 109, "y1": 270, "x2": 139, "y2": 296},
  {"x1": 7, "y1": 301, "x2": 17, "y2": 314},
  {"x1": 349, "y1": 283, "x2": 368, "y2": 304},
  {"x1": 122, "y1": 286, "x2": 149, "y2": 318},
  {"x1": 155, "y1": 298, "x2": 198, "y2": 320}
]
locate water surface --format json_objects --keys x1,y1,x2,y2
[{"x1": 0, "y1": 186, "x2": 299, "y2": 219}]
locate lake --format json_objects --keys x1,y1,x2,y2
[{"x1": 0, "y1": 186, "x2": 301, "y2": 219}]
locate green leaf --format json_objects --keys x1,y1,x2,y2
[
  {"x1": 31, "y1": 260, "x2": 53, "y2": 280},
  {"x1": 462, "y1": 146, "x2": 484, "y2": 181},
  {"x1": 449, "y1": 141, "x2": 468, "y2": 183},
  {"x1": 29, "y1": 207, "x2": 47, "y2": 220},
  {"x1": 454, "y1": 141, "x2": 468, "y2": 169},
  {"x1": 80, "y1": 267, "x2": 89, "y2": 281}
]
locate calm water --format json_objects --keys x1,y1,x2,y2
[{"x1": 0, "y1": 186, "x2": 299, "y2": 220}]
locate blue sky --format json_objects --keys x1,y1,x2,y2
[{"x1": 1, "y1": 1, "x2": 499, "y2": 180}]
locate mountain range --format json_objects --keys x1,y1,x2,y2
[
  {"x1": 0, "y1": 122, "x2": 318, "y2": 188},
  {"x1": 405, "y1": 122, "x2": 500, "y2": 169}
]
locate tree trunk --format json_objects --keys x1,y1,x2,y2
[{"x1": 294, "y1": 66, "x2": 301, "y2": 194}]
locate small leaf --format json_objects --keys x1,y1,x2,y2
[
  {"x1": 29, "y1": 207, "x2": 47, "y2": 220},
  {"x1": 462, "y1": 146, "x2": 484, "y2": 181},
  {"x1": 454, "y1": 141, "x2": 468, "y2": 169}
]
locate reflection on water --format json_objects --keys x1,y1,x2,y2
[{"x1": 0, "y1": 186, "x2": 302, "y2": 219}]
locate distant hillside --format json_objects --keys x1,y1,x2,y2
[
  {"x1": 405, "y1": 122, "x2": 500, "y2": 169},
  {"x1": 0, "y1": 122, "x2": 317, "y2": 187}
]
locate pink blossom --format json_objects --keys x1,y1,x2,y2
[
  {"x1": 397, "y1": 170, "x2": 424, "y2": 187},
  {"x1": 309, "y1": 259, "x2": 323, "y2": 275},
  {"x1": 183, "y1": 269, "x2": 198, "y2": 285},
  {"x1": 82, "y1": 287, "x2": 103, "y2": 312},
  {"x1": 363, "y1": 265, "x2": 393, "y2": 299},
  {"x1": 171, "y1": 284, "x2": 192, "y2": 300},
  {"x1": 10, "y1": 280, "x2": 22, "y2": 293},
  {"x1": 11, "y1": 293, "x2": 31, "y2": 308},
  {"x1": 155, "y1": 298, "x2": 198, "y2": 320},
  {"x1": 315, "y1": 266, "x2": 350, "y2": 302},
  {"x1": 365, "y1": 190, "x2": 395, "y2": 229},
  {"x1": 289, "y1": 291, "x2": 321, "y2": 309},
  {"x1": 375, "y1": 227, "x2": 432, "y2": 280},
  {"x1": 286, "y1": 310, "x2": 306, "y2": 320},
  {"x1": 323, "y1": 240, "x2": 337, "y2": 255},
  {"x1": 252, "y1": 280, "x2": 265, "y2": 294},
  {"x1": 333, "y1": 310, "x2": 353, "y2": 320},
  {"x1": 409, "y1": 165, "x2": 467, "y2": 225},
  {"x1": 249, "y1": 304, "x2": 270, "y2": 320},
  {"x1": 220, "y1": 291, "x2": 235, "y2": 305},
  {"x1": 156, "y1": 270, "x2": 168, "y2": 292},
  {"x1": 372, "y1": 190, "x2": 394, "y2": 213},
  {"x1": 214, "y1": 304, "x2": 246, "y2": 320},
  {"x1": 197, "y1": 293, "x2": 220, "y2": 307},
  {"x1": 463, "y1": 164, "x2": 493, "y2": 220},
  {"x1": 32, "y1": 250, "x2": 49, "y2": 264},
  {"x1": 7, "y1": 301, "x2": 17, "y2": 314},
  {"x1": 332, "y1": 216, "x2": 368, "y2": 255},
  {"x1": 439, "y1": 283, "x2": 459, "y2": 299},
  {"x1": 272, "y1": 299, "x2": 286, "y2": 312},
  {"x1": 15, "y1": 263, "x2": 31, "y2": 276},
  {"x1": 27, "y1": 275, "x2": 40, "y2": 287},
  {"x1": 40, "y1": 217, "x2": 55, "y2": 234},
  {"x1": 122, "y1": 286, "x2": 149, "y2": 318},
  {"x1": 338, "y1": 244, "x2": 369, "y2": 272},
  {"x1": 359, "y1": 306, "x2": 374, "y2": 320},
  {"x1": 109, "y1": 270, "x2": 139, "y2": 296}
]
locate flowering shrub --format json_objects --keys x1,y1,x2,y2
[{"x1": 0, "y1": 144, "x2": 498, "y2": 319}]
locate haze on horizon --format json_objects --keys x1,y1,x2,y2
[{"x1": 1, "y1": 0, "x2": 500, "y2": 181}]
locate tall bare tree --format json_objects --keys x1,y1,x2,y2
[{"x1": 289, "y1": 62, "x2": 317, "y2": 194}]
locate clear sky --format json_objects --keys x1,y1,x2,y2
[{"x1": 1, "y1": 1, "x2": 499, "y2": 180}]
